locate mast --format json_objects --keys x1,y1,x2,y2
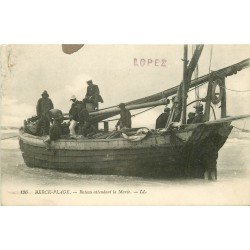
[
  {"x1": 182, "y1": 45, "x2": 188, "y2": 124},
  {"x1": 171, "y1": 45, "x2": 203, "y2": 124}
]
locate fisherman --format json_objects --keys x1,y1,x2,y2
[
  {"x1": 36, "y1": 90, "x2": 54, "y2": 135},
  {"x1": 69, "y1": 95, "x2": 79, "y2": 138},
  {"x1": 187, "y1": 112, "x2": 195, "y2": 124},
  {"x1": 172, "y1": 96, "x2": 182, "y2": 122},
  {"x1": 44, "y1": 109, "x2": 64, "y2": 148},
  {"x1": 115, "y1": 103, "x2": 132, "y2": 130},
  {"x1": 192, "y1": 103, "x2": 205, "y2": 124},
  {"x1": 76, "y1": 101, "x2": 93, "y2": 136},
  {"x1": 155, "y1": 107, "x2": 170, "y2": 129},
  {"x1": 85, "y1": 80, "x2": 103, "y2": 109}
]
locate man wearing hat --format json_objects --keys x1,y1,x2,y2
[
  {"x1": 69, "y1": 95, "x2": 79, "y2": 137},
  {"x1": 192, "y1": 103, "x2": 205, "y2": 124},
  {"x1": 85, "y1": 80, "x2": 103, "y2": 110},
  {"x1": 36, "y1": 90, "x2": 54, "y2": 135},
  {"x1": 155, "y1": 107, "x2": 170, "y2": 129},
  {"x1": 115, "y1": 103, "x2": 132, "y2": 130}
]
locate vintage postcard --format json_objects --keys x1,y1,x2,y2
[{"x1": 0, "y1": 44, "x2": 249, "y2": 205}]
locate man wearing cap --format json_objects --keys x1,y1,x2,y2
[
  {"x1": 115, "y1": 103, "x2": 132, "y2": 130},
  {"x1": 192, "y1": 103, "x2": 205, "y2": 124},
  {"x1": 155, "y1": 107, "x2": 170, "y2": 129},
  {"x1": 85, "y1": 80, "x2": 103, "y2": 109},
  {"x1": 69, "y1": 95, "x2": 79, "y2": 137},
  {"x1": 36, "y1": 90, "x2": 54, "y2": 135}
]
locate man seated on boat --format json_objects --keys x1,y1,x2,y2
[
  {"x1": 155, "y1": 107, "x2": 170, "y2": 129},
  {"x1": 115, "y1": 103, "x2": 132, "y2": 130},
  {"x1": 44, "y1": 109, "x2": 64, "y2": 148},
  {"x1": 187, "y1": 112, "x2": 195, "y2": 124},
  {"x1": 69, "y1": 95, "x2": 79, "y2": 138},
  {"x1": 85, "y1": 80, "x2": 103, "y2": 110},
  {"x1": 192, "y1": 103, "x2": 205, "y2": 124},
  {"x1": 36, "y1": 90, "x2": 54, "y2": 136}
]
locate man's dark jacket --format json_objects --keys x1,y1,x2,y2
[
  {"x1": 69, "y1": 101, "x2": 79, "y2": 121},
  {"x1": 36, "y1": 97, "x2": 54, "y2": 117},
  {"x1": 117, "y1": 109, "x2": 132, "y2": 129},
  {"x1": 192, "y1": 113, "x2": 205, "y2": 124},
  {"x1": 77, "y1": 108, "x2": 90, "y2": 125},
  {"x1": 155, "y1": 113, "x2": 169, "y2": 129},
  {"x1": 85, "y1": 84, "x2": 104, "y2": 104}
]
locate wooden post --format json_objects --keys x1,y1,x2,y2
[
  {"x1": 103, "y1": 121, "x2": 109, "y2": 132},
  {"x1": 204, "y1": 81, "x2": 213, "y2": 121},
  {"x1": 182, "y1": 45, "x2": 188, "y2": 124},
  {"x1": 220, "y1": 77, "x2": 227, "y2": 118}
]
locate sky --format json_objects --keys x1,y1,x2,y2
[{"x1": 0, "y1": 45, "x2": 250, "y2": 129}]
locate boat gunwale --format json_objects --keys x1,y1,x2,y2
[{"x1": 18, "y1": 124, "x2": 201, "y2": 143}]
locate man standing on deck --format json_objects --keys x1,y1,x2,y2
[
  {"x1": 115, "y1": 103, "x2": 132, "y2": 130},
  {"x1": 155, "y1": 107, "x2": 170, "y2": 129},
  {"x1": 69, "y1": 95, "x2": 79, "y2": 138},
  {"x1": 85, "y1": 80, "x2": 103, "y2": 110},
  {"x1": 192, "y1": 103, "x2": 205, "y2": 124},
  {"x1": 36, "y1": 90, "x2": 54, "y2": 135},
  {"x1": 187, "y1": 112, "x2": 195, "y2": 124}
]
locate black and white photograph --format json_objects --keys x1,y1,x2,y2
[{"x1": 1, "y1": 44, "x2": 250, "y2": 205}]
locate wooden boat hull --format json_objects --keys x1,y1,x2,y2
[{"x1": 19, "y1": 122, "x2": 233, "y2": 178}]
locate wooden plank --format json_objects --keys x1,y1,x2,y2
[
  {"x1": 19, "y1": 131, "x2": 187, "y2": 150},
  {"x1": 20, "y1": 139, "x2": 183, "y2": 157},
  {"x1": 22, "y1": 148, "x2": 180, "y2": 163},
  {"x1": 22, "y1": 155, "x2": 180, "y2": 175}
]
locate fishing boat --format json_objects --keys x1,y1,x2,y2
[{"x1": 19, "y1": 45, "x2": 250, "y2": 179}]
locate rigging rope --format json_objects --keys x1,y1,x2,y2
[
  {"x1": 208, "y1": 45, "x2": 213, "y2": 73},
  {"x1": 194, "y1": 63, "x2": 199, "y2": 102},
  {"x1": 232, "y1": 125, "x2": 250, "y2": 132},
  {"x1": 104, "y1": 106, "x2": 158, "y2": 122},
  {"x1": 220, "y1": 85, "x2": 250, "y2": 92}
]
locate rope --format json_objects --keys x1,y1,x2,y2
[
  {"x1": 131, "y1": 106, "x2": 157, "y2": 117},
  {"x1": 194, "y1": 62, "x2": 199, "y2": 103},
  {"x1": 188, "y1": 81, "x2": 208, "y2": 92},
  {"x1": 232, "y1": 125, "x2": 250, "y2": 132},
  {"x1": 186, "y1": 99, "x2": 216, "y2": 120},
  {"x1": 104, "y1": 106, "x2": 158, "y2": 122},
  {"x1": 208, "y1": 45, "x2": 213, "y2": 73},
  {"x1": 188, "y1": 78, "x2": 250, "y2": 94},
  {"x1": 220, "y1": 85, "x2": 250, "y2": 92}
]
